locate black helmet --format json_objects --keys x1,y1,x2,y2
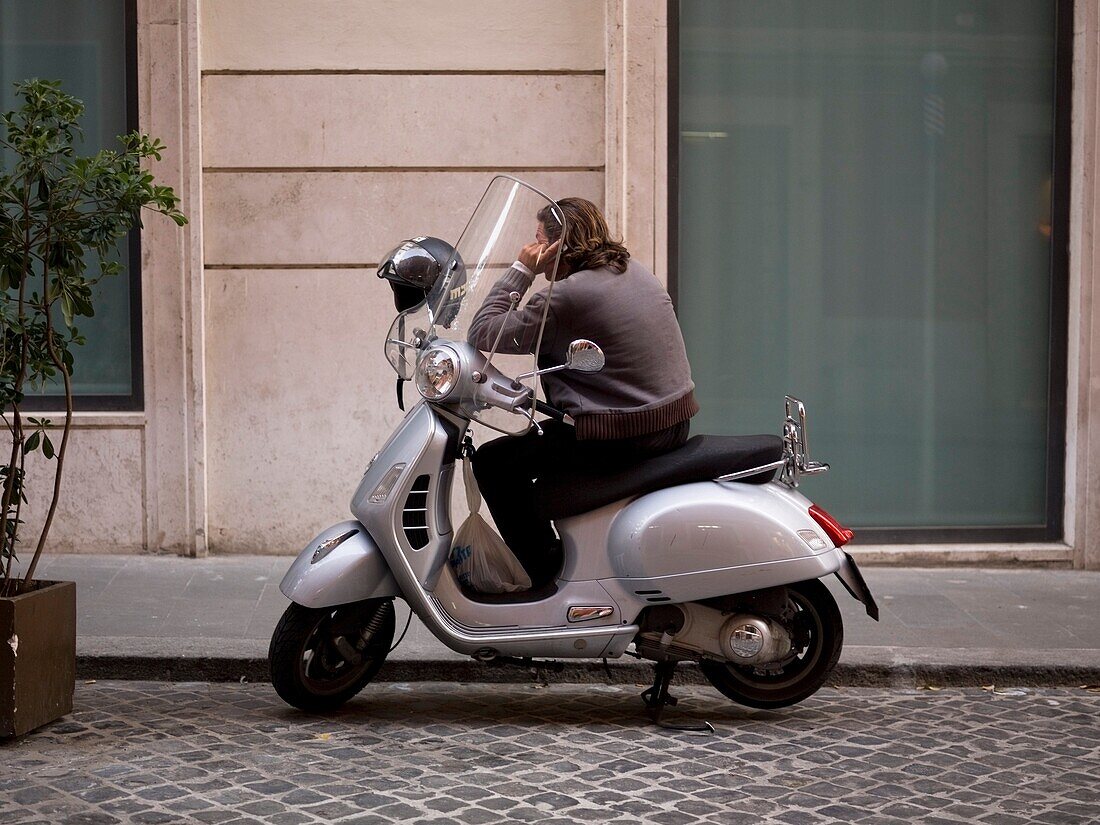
[{"x1": 378, "y1": 236, "x2": 457, "y2": 312}]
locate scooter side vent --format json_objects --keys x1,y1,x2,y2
[
  {"x1": 636, "y1": 589, "x2": 671, "y2": 603},
  {"x1": 402, "y1": 474, "x2": 431, "y2": 549}
]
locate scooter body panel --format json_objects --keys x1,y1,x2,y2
[
  {"x1": 279, "y1": 519, "x2": 401, "y2": 608},
  {"x1": 432, "y1": 567, "x2": 623, "y2": 632},
  {"x1": 600, "y1": 549, "x2": 844, "y2": 607},
  {"x1": 347, "y1": 403, "x2": 640, "y2": 657},
  {"x1": 606, "y1": 480, "x2": 830, "y2": 579},
  {"x1": 556, "y1": 480, "x2": 841, "y2": 611},
  {"x1": 350, "y1": 402, "x2": 457, "y2": 589}
]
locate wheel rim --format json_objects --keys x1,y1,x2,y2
[
  {"x1": 721, "y1": 589, "x2": 825, "y2": 691},
  {"x1": 298, "y1": 604, "x2": 386, "y2": 696}
]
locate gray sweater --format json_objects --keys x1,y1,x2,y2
[{"x1": 467, "y1": 259, "x2": 698, "y2": 440}]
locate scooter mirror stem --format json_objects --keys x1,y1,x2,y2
[{"x1": 516, "y1": 340, "x2": 605, "y2": 382}]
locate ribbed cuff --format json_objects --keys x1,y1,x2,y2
[
  {"x1": 574, "y1": 390, "x2": 700, "y2": 440},
  {"x1": 501, "y1": 266, "x2": 536, "y2": 292}
]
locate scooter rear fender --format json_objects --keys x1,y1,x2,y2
[{"x1": 279, "y1": 520, "x2": 401, "y2": 608}]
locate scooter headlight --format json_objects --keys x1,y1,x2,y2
[{"x1": 415, "y1": 347, "x2": 459, "y2": 400}]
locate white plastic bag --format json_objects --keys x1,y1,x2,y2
[{"x1": 449, "y1": 460, "x2": 531, "y2": 593}]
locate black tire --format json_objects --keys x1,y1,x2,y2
[
  {"x1": 700, "y1": 579, "x2": 843, "y2": 710},
  {"x1": 268, "y1": 599, "x2": 395, "y2": 712}
]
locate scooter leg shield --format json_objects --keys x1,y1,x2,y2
[{"x1": 279, "y1": 520, "x2": 401, "y2": 608}]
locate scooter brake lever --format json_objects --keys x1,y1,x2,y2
[{"x1": 517, "y1": 406, "x2": 544, "y2": 436}]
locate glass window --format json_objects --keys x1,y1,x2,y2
[
  {"x1": 676, "y1": 1, "x2": 1063, "y2": 535},
  {"x1": 1, "y1": 0, "x2": 138, "y2": 404}
]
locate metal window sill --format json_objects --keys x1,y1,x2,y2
[{"x1": 848, "y1": 543, "x2": 1074, "y2": 567}]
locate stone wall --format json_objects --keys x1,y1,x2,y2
[
  {"x1": 23, "y1": 1, "x2": 1100, "y2": 567},
  {"x1": 200, "y1": 0, "x2": 606, "y2": 552}
]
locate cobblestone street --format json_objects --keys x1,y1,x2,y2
[{"x1": 2, "y1": 681, "x2": 1098, "y2": 824}]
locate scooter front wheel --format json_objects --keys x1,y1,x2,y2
[
  {"x1": 700, "y1": 579, "x2": 843, "y2": 710},
  {"x1": 269, "y1": 598, "x2": 395, "y2": 712}
]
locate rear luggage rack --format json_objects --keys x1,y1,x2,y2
[
  {"x1": 714, "y1": 459, "x2": 785, "y2": 483},
  {"x1": 779, "y1": 395, "x2": 829, "y2": 487},
  {"x1": 714, "y1": 396, "x2": 829, "y2": 487}
]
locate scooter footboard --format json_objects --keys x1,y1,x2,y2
[{"x1": 280, "y1": 520, "x2": 401, "y2": 608}]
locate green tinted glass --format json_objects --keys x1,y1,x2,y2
[
  {"x1": 1, "y1": 0, "x2": 133, "y2": 398},
  {"x1": 678, "y1": 1, "x2": 1057, "y2": 529}
]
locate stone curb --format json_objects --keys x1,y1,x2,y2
[{"x1": 77, "y1": 655, "x2": 1100, "y2": 689}]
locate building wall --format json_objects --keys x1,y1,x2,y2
[
  {"x1": 22, "y1": 1, "x2": 1100, "y2": 568},
  {"x1": 1067, "y1": 0, "x2": 1100, "y2": 570},
  {"x1": 17, "y1": 0, "x2": 204, "y2": 556},
  {"x1": 199, "y1": 0, "x2": 606, "y2": 552}
]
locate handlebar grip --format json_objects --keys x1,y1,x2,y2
[{"x1": 534, "y1": 400, "x2": 566, "y2": 421}]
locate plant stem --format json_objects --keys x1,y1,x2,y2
[
  {"x1": 0, "y1": 400, "x2": 25, "y2": 592},
  {"x1": 22, "y1": 358, "x2": 69, "y2": 587},
  {"x1": 0, "y1": 166, "x2": 35, "y2": 592},
  {"x1": 23, "y1": 216, "x2": 63, "y2": 587},
  {"x1": 2, "y1": 523, "x2": 13, "y2": 595},
  {"x1": 4, "y1": 447, "x2": 26, "y2": 591}
]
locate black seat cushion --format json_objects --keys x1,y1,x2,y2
[{"x1": 536, "y1": 434, "x2": 784, "y2": 521}]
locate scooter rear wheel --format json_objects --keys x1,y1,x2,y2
[
  {"x1": 700, "y1": 579, "x2": 842, "y2": 710},
  {"x1": 269, "y1": 599, "x2": 395, "y2": 712}
]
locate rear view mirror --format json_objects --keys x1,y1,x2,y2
[{"x1": 566, "y1": 339, "x2": 605, "y2": 373}]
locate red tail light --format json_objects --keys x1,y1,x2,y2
[{"x1": 809, "y1": 504, "x2": 854, "y2": 547}]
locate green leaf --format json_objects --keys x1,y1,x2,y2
[
  {"x1": 0, "y1": 79, "x2": 187, "y2": 556},
  {"x1": 60, "y1": 293, "x2": 74, "y2": 327}
]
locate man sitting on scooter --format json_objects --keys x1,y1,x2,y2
[{"x1": 468, "y1": 198, "x2": 698, "y2": 588}]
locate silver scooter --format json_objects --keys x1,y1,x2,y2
[{"x1": 269, "y1": 177, "x2": 878, "y2": 724}]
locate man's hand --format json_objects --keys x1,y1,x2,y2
[{"x1": 518, "y1": 239, "x2": 561, "y2": 275}]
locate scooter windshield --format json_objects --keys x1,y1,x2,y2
[{"x1": 385, "y1": 176, "x2": 564, "y2": 434}]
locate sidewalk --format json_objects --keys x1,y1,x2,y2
[{"x1": 15, "y1": 554, "x2": 1100, "y2": 686}]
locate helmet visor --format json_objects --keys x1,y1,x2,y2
[{"x1": 378, "y1": 240, "x2": 441, "y2": 290}]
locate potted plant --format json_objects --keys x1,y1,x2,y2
[{"x1": 0, "y1": 79, "x2": 185, "y2": 737}]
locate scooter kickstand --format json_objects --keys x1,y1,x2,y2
[{"x1": 640, "y1": 662, "x2": 714, "y2": 734}]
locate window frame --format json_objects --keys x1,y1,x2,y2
[
  {"x1": 667, "y1": 0, "x2": 1074, "y2": 543},
  {"x1": 20, "y1": 0, "x2": 143, "y2": 414}
]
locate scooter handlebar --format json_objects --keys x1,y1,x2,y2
[{"x1": 534, "y1": 400, "x2": 566, "y2": 421}]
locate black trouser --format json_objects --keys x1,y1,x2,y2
[{"x1": 471, "y1": 420, "x2": 690, "y2": 586}]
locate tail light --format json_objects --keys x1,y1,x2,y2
[{"x1": 809, "y1": 503, "x2": 854, "y2": 548}]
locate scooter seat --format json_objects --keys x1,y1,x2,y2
[{"x1": 536, "y1": 434, "x2": 784, "y2": 521}]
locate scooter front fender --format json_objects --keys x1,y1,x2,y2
[{"x1": 279, "y1": 520, "x2": 401, "y2": 608}]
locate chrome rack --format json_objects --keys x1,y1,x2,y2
[
  {"x1": 779, "y1": 395, "x2": 829, "y2": 487},
  {"x1": 715, "y1": 460, "x2": 785, "y2": 484},
  {"x1": 714, "y1": 396, "x2": 829, "y2": 487}
]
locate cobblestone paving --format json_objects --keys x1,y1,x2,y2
[{"x1": 2, "y1": 681, "x2": 1098, "y2": 824}]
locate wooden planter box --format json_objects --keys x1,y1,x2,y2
[{"x1": 1, "y1": 580, "x2": 76, "y2": 738}]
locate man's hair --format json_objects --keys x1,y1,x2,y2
[{"x1": 537, "y1": 197, "x2": 630, "y2": 275}]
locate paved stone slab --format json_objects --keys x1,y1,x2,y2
[
  {"x1": 2, "y1": 682, "x2": 1099, "y2": 824},
  {"x1": 15, "y1": 555, "x2": 1100, "y2": 684}
]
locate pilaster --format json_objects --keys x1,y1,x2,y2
[
  {"x1": 137, "y1": 0, "x2": 207, "y2": 556},
  {"x1": 606, "y1": 0, "x2": 668, "y2": 283}
]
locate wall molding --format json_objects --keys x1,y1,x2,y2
[
  {"x1": 1068, "y1": 1, "x2": 1100, "y2": 569},
  {"x1": 137, "y1": 0, "x2": 207, "y2": 557},
  {"x1": 605, "y1": 0, "x2": 668, "y2": 282}
]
